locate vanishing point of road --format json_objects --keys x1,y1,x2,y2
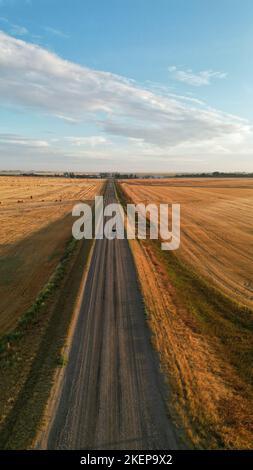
[{"x1": 47, "y1": 181, "x2": 179, "y2": 450}]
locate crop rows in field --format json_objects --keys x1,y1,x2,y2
[{"x1": 121, "y1": 178, "x2": 253, "y2": 308}]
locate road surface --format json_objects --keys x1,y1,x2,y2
[{"x1": 47, "y1": 182, "x2": 179, "y2": 450}]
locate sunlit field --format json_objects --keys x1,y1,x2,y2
[{"x1": 0, "y1": 176, "x2": 103, "y2": 334}]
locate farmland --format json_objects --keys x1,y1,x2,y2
[
  {"x1": 1, "y1": 176, "x2": 252, "y2": 449},
  {"x1": 0, "y1": 176, "x2": 103, "y2": 335},
  {"x1": 0, "y1": 175, "x2": 103, "y2": 449},
  {"x1": 118, "y1": 178, "x2": 253, "y2": 449},
  {"x1": 120, "y1": 178, "x2": 253, "y2": 308}
]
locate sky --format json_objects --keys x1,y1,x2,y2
[{"x1": 0, "y1": 0, "x2": 253, "y2": 172}]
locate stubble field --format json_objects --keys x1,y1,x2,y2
[
  {"x1": 121, "y1": 178, "x2": 253, "y2": 308},
  {"x1": 0, "y1": 176, "x2": 103, "y2": 335},
  {"x1": 118, "y1": 178, "x2": 253, "y2": 448}
]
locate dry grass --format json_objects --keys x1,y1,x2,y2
[
  {"x1": 0, "y1": 175, "x2": 104, "y2": 448},
  {"x1": 121, "y1": 178, "x2": 253, "y2": 308},
  {"x1": 0, "y1": 176, "x2": 103, "y2": 335},
  {"x1": 118, "y1": 179, "x2": 253, "y2": 449},
  {"x1": 0, "y1": 236, "x2": 94, "y2": 449}
]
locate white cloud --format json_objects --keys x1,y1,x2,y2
[
  {"x1": 44, "y1": 26, "x2": 69, "y2": 39},
  {"x1": 0, "y1": 31, "x2": 252, "y2": 171},
  {"x1": 0, "y1": 133, "x2": 49, "y2": 147},
  {"x1": 0, "y1": 17, "x2": 28, "y2": 36},
  {"x1": 168, "y1": 65, "x2": 227, "y2": 86},
  {"x1": 10, "y1": 24, "x2": 28, "y2": 36},
  {"x1": 0, "y1": 131, "x2": 253, "y2": 173},
  {"x1": 54, "y1": 114, "x2": 80, "y2": 123},
  {"x1": 65, "y1": 136, "x2": 109, "y2": 147}
]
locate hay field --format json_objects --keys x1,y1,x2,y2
[
  {"x1": 0, "y1": 176, "x2": 103, "y2": 335},
  {"x1": 118, "y1": 178, "x2": 253, "y2": 448},
  {"x1": 120, "y1": 178, "x2": 253, "y2": 308}
]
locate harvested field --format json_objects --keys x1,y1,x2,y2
[
  {"x1": 0, "y1": 176, "x2": 103, "y2": 335},
  {"x1": 120, "y1": 178, "x2": 253, "y2": 308},
  {"x1": 117, "y1": 180, "x2": 253, "y2": 449}
]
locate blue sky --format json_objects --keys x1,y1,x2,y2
[{"x1": 0, "y1": 0, "x2": 252, "y2": 172}]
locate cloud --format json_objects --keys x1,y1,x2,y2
[
  {"x1": 54, "y1": 114, "x2": 80, "y2": 123},
  {"x1": 168, "y1": 65, "x2": 227, "y2": 86},
  {"x1": 65, "y1": 136, "x2": 109, "y2": 147},
  {"x1": 9, "y1": 24, "x2": 28, "y2": 35},
  {"x1": 1, "y1": 128, "x2": 253, "y2": 174},
  {"x1": 0, "y1": 133, "x2": 49, "y2": 147},
  {"x1": 0, "y1": 31, "x2": 251, "y2": 164},
  {"x1": 0, "y1": 16, "x2": 28, "y2": 36},
  {"x1": 44, "y1": 26, "x2": 69, "y2": 39}
]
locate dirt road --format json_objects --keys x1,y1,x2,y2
[{"x1": 47, "y1": 182, "x2": 179, "y2": 450}]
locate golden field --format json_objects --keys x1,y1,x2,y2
[
  {"x1": 121, "y1": 178, "x2": 253, "y2": 308},
  {"x1": 0, "y1": 176, "x2": 103, "y2": 335},
  {"x1": 118, "y1": 179, "x2": 253, "y2": 449}
]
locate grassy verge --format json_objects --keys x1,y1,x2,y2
[
  {"x1": 152, "y1": 244, "x2": 253, "y2": 385},
  {"x1": 115, "y1": 181, "x2": 253, "y2": 449},
  {"x1": 0, "y1": 234, "x2": 93, "y2": 449},
  {"x1": 0, "y1": 236, "x2": 77, "y2": 354},
  {"x1": 0, "y1": 180, "x2": 106, "y2": 449}
]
